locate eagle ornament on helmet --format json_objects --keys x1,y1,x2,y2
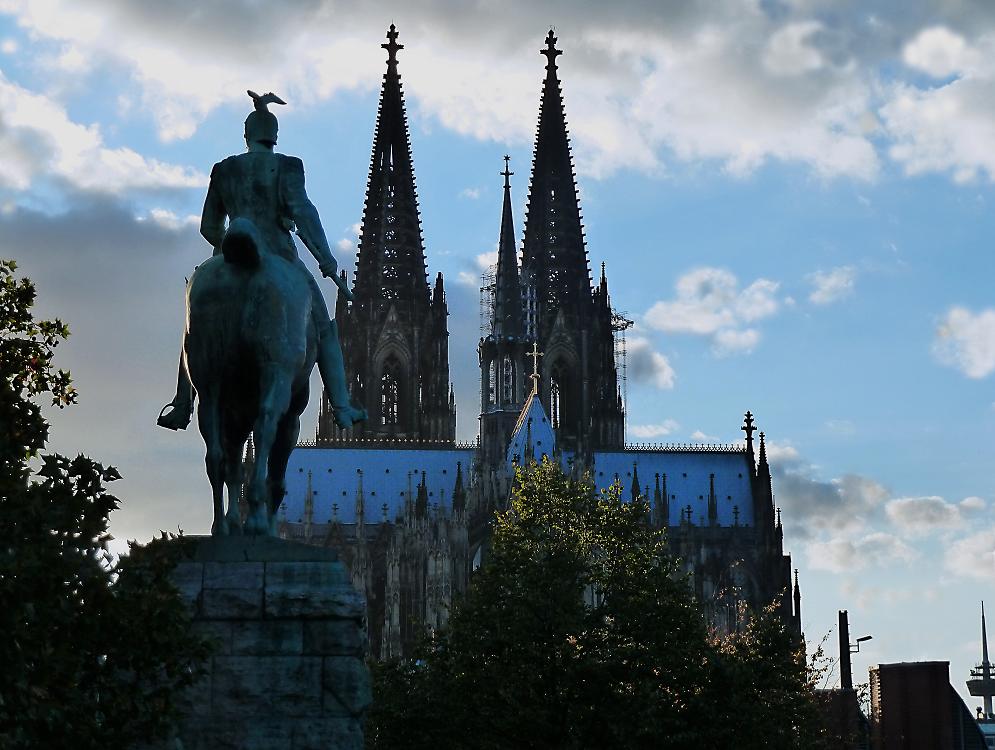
[{"x1": 244, "y1": 89, "x2": 286, "y2": 147}]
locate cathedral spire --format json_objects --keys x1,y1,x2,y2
[
  {"x1": 353, "y1": 23, "x2": 430, "y2": 312},
  {"x1": 758, "y1": 431, "x2": 772, "y2": 490},
  {"x1": 493, "y1": 155, "x2": 523, "y2": 337},
  {"x1": 521, "y1": 28, "x2": 591, "y2": 328},
  {"x1": 630, "y1": 461, "x2": 641, "y2": 503}
]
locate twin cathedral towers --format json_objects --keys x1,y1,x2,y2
[
  {"x1": 315, "y1": 26, "x2": 624, "y2": 464},
  {"x1": 285, "y1": 25, "x2": 799, "y2": 657}
]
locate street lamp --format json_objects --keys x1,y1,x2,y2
[{"x1": 851, "y1": 635, "x2": 873, "y2": 654}]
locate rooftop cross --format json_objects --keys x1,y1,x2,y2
[
  {"x1": 527, "y1": 342, "x2": 543, "y2": 395},
  {"x1": 501, "y1": 154, "x2": 514, "y2": 189},
  {"x1": 382, "y1": 23, "x2": 403, "y2": 66},
  {"x1": 541, "y1": 28, "x2": 562, "y2": 71}
]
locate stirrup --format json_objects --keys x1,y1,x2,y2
[
  {"x1": 333, "y1": 405, "x2": 368, "y2": 429},
  {"x1": 157, "y1": 400, "x2": 192, "y2": 431}
]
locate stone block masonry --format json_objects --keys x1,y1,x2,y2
[{"x1": 162, "y1": 536, "x2": 370, "y2": 750}]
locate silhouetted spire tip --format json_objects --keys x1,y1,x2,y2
[
  {"x1": 501, "y1": 154, "x2": 514, "y2": 189},
  {"x1": 541, "y1": 29, "x2": 562, "y2": 71},
  {"x1": 382, "y1": 24, "x2": 403, "y2": 66}
]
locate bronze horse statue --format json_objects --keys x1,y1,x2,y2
[{"x1": 183, "y1": 218, "x2": 321, "y2": 536}]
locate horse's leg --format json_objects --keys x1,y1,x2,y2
[
  {"x1": 246, "y1": 367, "x2": 293, "y2": 536},
  {"x1": 197, "y1": 390, "x2": 227, "y2": 536},
  {"x1": 267, "y1": 387, "x2": 308, "y2": 535},
  {"x1": 222, "y1": 428, "x2": 246, "y2": 535}
]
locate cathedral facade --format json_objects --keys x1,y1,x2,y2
[{"x1": 278, "y1": 26, "x2": 800, "y2": 659}]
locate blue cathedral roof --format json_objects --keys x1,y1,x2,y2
[
  {"x1": 585, "y1": 449, "x2": 756, "y2": 527},
  {"x1": 506, "y1": 390, "x2": 556, "y2": 469},
  {"x1": 281, "y1": 446, "x2": 475, "y2": 524}
]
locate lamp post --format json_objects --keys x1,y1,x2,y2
[{"x1": 840, "y1": 610, "x2": 873, "y2": 691}]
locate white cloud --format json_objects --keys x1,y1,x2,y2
[
  {"x1": 902, "y1": 26, "x2": 978, "y2": 79},
  {"x1": 0, "y1": 0, "x2": 885, "y2": 180},
  {"x1": 690, "y1": 430, "x2": 716, "y2": 443},
  {"x1": 763, "y1": 21, "x2": 824, "y2": 77},
  {"x1": 456, "y1": 270, "x2": 480, "y2": 287},
  {"x1": 475, "y1": 251, "x2": 498, "y2": 271},
  {"x1": 933, "y1": 307, "x2": 995, "y2": 379},
  {"x1": 808, "y1": 532, "x2": 918, "y2": 573},
  {"x1": 1, "y1": 38, "x2": 17, "y2": 54},
  {"x1": 944, "y1": 526, "x2": 995, "y2": 580},
  {"x1": 763, "y1": 440, "x2": 799, "y2": 464},
  {"x1": 460, "y1": 187, "x2": 481, "y2": 199},
  {"x1": 775, "y1": 462, "x2": 890, "y2": 537},
  {"x1": 885, "y1": 495, "x2": 965, "y2": 535},
  {"x1": 336, "y1": 237, "x2": 354, "y2": 252},
  {"x1": 644, "y1": 267, "x2": 780, "y2": 355},
  {"x1": 960, "y1": 496, "x2": 987, "y2": 514},
  {"x1": 626, "y1": 336, "x2": 676, "y2": 389},
  {"x1": 629, "y1": 420, "x2": 680, "y2": 439},
  {"x1": 807, "y1": 265, "x2": 855, "y2": 305},
  {"x1": 0, "y1": 71, "x2": 206, "y2": 195},
  {"x1": 142, "y1": 208, "x2": 198, "y2": 232},
  {"x1": 882, "y1": 28, "x2": 995, "y2": 183}
]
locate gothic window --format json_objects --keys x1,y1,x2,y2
[
  {"x1": 488, "y1": 359, "x2": 498, "y2": 407},
  {"x1": 381, "y1": 356, "x2": 402, "y2": 427},
  {"x1": 550, "y1": 378, "x2": 561, "y2": 429},
  {"x1": 502, "y1": 357, "x2": 514, "y2": 404},
  {"x1": 549, "y1": 359, "x2": 577, "y2": 436}
]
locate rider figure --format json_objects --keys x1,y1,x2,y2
[{"x1": 157, "y1": 91, "x2": 367, "y2": 431}]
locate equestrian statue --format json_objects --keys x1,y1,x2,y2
[{"x1": 158, "y1": 90, "x2": 366, "y2": 536}]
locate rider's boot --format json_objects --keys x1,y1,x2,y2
[
  {"x1": 317, "y1": 319, "x2": 367, "y2": 429},
  {"x1": 157, "y1": 358, "x2": 194, "y2": 431}
]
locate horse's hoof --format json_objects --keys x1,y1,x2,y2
[
  {"x1": 211, "y1": 518, "x2": 229, "y2": 536},
  {"x1": 157, "y1": 400, "x2": 192, "y2": 431},
  {"x1": 333, "y1": 405, "x2": 368, "y2": 429}
]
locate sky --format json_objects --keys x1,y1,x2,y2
[{"x1": 1, "y1": 0, "x2": 993, "y2": 706}]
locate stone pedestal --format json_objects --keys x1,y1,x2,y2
[{"x1": 168, "y1": 536, "x2": 370, "y2": 750}]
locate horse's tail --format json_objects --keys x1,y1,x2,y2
[{"x1": 221, "y1": 217, "x2": 262, "y2": 267}]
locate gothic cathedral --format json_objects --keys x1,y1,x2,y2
[{"x1": 277, "y1": 25, "x2": 800, "y2": 660}]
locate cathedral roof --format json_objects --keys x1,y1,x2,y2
[
  {"x1": 282, "y1": 445, "x2": 474, "y2": 524},
  {"x1": 507, "y1": 390, "x2": 556, "y2": 469},
  {"x1": 586, "y1": 450, "x2": 756, "y2": 527}
]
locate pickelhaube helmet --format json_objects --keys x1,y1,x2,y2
[{"x1": 244, "y1": 90, "x2": 286, "y2": 146}]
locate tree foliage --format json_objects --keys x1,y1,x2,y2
[
  {"x1": 368, "y1": 458, "x2": 829, "y2": 749},
  {"x1": 0, "y1": 260, "x2": 210, "y2": 748}
]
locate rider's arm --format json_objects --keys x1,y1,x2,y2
[
  {"x1": 200, "y1": 163, "x2": 227, "y2": 254},
  {"x1": 280, "y1": 157, "x2": 338, "y2": 278}
]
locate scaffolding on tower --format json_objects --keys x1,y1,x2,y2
[
  {"x1": 611, "y1": 308, "x2": 634, "y2": 429},
  {"x1": 479, "y1": 265, "x2": 496, "y2": 338}
]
